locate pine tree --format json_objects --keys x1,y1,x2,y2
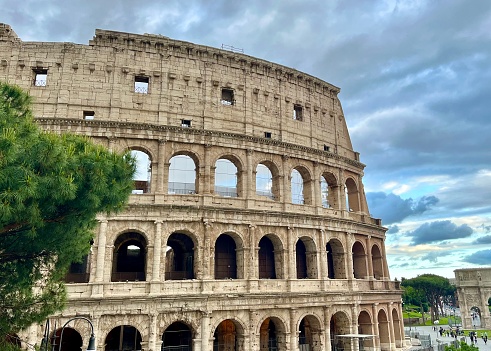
[{"x1": 0, "y1": 82, "x2": 135, "y2": 336}]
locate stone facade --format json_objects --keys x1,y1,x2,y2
[
  {"x1": 454, "y1": 268, "x2": 491, "y2": 329},
  {"x1": 1, "y1": 23, "x2": 404, "y2": 351}
]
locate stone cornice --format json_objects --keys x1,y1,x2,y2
[{"x1": 36, "y1": 117, "x2": 366, "y2": 170}]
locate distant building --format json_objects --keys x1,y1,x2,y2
[
  {"x1": 0, "y1": 23, "x2": 404, "y2": 351},
  {"x1": 454, "y1": 268, "x2": 491, "y2": 329}
]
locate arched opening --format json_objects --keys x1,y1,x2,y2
[
  {"x1": 259, "y1": 318, "x2": 286, "y2": 351},
  {"x1": 330, "y1": 312, "x2": 351, "y2": 351},
  {"x1": 298, "y1": 236, "x2": 318, "y2": 279},
  {"x1": 162, "y1": 322, "x2": 192, "y2": 351},
  {"x1": 51, "y1": 327, "x2": 83, "y2": 351},
  {"x1": 105, "y1": 325, "x2": 142, "y2": 351},
  {"x1": 65, "y1": 254, "x2": 90, "y2": 283},
  {"x1": 345, "y1": 178, "x2": 360, "y2": 212},
  {"x1": 215, "y1": 234, "x2": 237, "y2": 279},
  {"x1": 392, "y1": 308, "x2": 403, "y2": 348},
  {"x1": 258, "y1": 236, "x2": 276, "y2": 279},
  {"x1": 291, "y1": 169, "x2": 304, "y2": 204},
  {"x1": 470, "y1": 306, "x2": 482, "y2": 327},
  {"x1": 165, "y1": 232, "x2": 195, "y2": 280},
  {"x1": 131, "y1": 150, "x2": 151, "y2": 194},
  {"x1": 371, "y1": 245, "x2": 384, "y2": 279},
  {"x1": 321, "y1": 172, "x2": 338, "y2": 209},
  {"x1": 214, "y1": 158, "x2": 238, "y2": 197},
  {"x1": 299, "y1": 316, "x2": 322, "y2": 351},
  {"x1": 256, "y1": 162, "x2": 279, "y2": 200},
  {"x1": 378, "y1": 310, "x2": 390, "y2": 351},
  {"x1": 296, "y1": 239, "x2": 307, "y2": 279},
  {"x1": 112, "y1": 232, "x2": 147, "y2": 282},
  {"x1": 213, "y1": 319, "x2": 244, "y2": 351},
  {"x1": 326, "y1": 239, "x2": 346, "y2": 279},
  {"x1": 168, "y1": 155, "x2": 197, "y2": 195},
  {"x1": 352, "y1": 241, "x2": 367, "y2": 279},
  {"x1": 358, "y1": 311, "x2": 374, "y2": 350}
]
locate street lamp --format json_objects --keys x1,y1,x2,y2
[{"x1": 58, "y1": 316, "x2": 96, "y2": 351}]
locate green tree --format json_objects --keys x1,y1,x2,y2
[
  {"x1": 0, "y1": 82, "x2": 135, "y2": 337},
  {"x1": 445, "y1": 341, "x2": 479, "y2": 351},
  {"x1": 402, "y1": 274, "x2": 456, "y2": 322}
]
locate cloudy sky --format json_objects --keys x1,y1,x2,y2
[{"x1": 2, "y1": 0, "x2": 491, "y2": 279}]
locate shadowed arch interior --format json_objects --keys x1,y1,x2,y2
[
  {"x1": 112, "y1": 232, "x2": 147, "y2": 282},
  {"x1": 165, "y1": 232, "x2": 195, "y2": 280}
]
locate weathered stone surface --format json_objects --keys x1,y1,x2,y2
[{"x1": 0, "y1": 24, "x2": 404, "y2": 351}]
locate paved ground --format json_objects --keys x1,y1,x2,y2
[{"x1": 406, "y1": 325, "x2": 491, "y2": 350}]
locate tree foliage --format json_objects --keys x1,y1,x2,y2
[
  {"x1": 401, "y1": 274, "x2": 456, "y2": 322},
  {"x1": 0, "y1": 82, "x2": 135, "y2": 337},
  {"x1": 445, "y1": 341, "x2": 479, "y2": 351}
]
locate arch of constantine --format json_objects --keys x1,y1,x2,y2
[
  {"x1": 0, "y1": 23, "x2": 404, "y2": 351},
  {"x1": 455, "y1": 268, "x2": 491, "y2": 329}
]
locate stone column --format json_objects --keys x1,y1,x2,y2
[
  {"x1": 318, "y1": 229, "x2": 328, "y2": 289},
  {"x1": 282, "y1": 155, "x2": 290, "y2": 206},
  {"x1": 287, "y1": 226, "x2": 296, "y2": 282},
  {"x1": 156, "y1": 139, "x2": 166, "y2": 193},
  {"x1": 150, "y1": 221, "x2": 163, "y2": 294},
  {"x1": 95, "y1": 219, "x2": 108, "y2": 282},
  {"x1": 246, "y1": 149, "x2": 254, "y2": 203},
  {"x1": 148, "y1": 313, "x2": 158, "y2": 351},
  {"x1": 313, "y1": 161, "x2": 321, "y2": 210},
  {"x1": 200, "y1": 312, "x2": 212, "y2": 351},
  {"x1": 290, "y1": 309, "x2": 298, "y2": 351},
  {"x1": 381, "y1": 238, "x2": 390, "y2": 279},
  {"x1": 372, "y1": 303, "x2": 380, "y2": 350},
  {"x1": 203, "y1": 144, "x2": 212, "y2": 194},
  {"x1": 366, "y1": 236, "x2": 373, "y2": 279},
  {"x1": 201, "y1": 220, "x2": 213, "y2": 281},
  {"x1": 324, "y1": 306, "x2": 332, "y2": 351},
  {"x1": 346, "y1": 233, "x2": 354, "y2": 280},
  {"x1": 388, "y1": 303, "x2": 396, "y2": 351}
]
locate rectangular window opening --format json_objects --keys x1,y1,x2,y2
[
  {"x1": 83, "y1": 111, "x2": 95, "y2": 120},
  {"x1": 264, "y1": 132, "x2": 272, "y2": 139},
  {"x1": 293, "y1": 104, "x2": 303, "y2": 121},
  {"x1": 324, "y1": 145, "x2": 330, "y2": 152},
  {"x1": 134, "y1": 76, "x2": 149, "y2": 94},
  {"x1": 33, "y1": 69, "x2": 48, "y2": 87},
  {"x1": 181, "y1": 119, "x2": 191, "y2": 128},
  {"x1": 221, "y1": 88, "x2": 235, "y2": 105}
]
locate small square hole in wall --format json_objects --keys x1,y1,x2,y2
[
  {"x1": 33, "y1": 69, "x2": 48, "y2": 87},
  {"x1": 221, "y1": 88, "x2": 235, "y2": 105},
  {"x1": 264, "y1": 132, "x2": 272, "y2": 139},
  {"x1": 181, "y1": 119, "x2": 191, "y2": 128},
  {"x1": 293, "y1": 104, "x2": 303, "y2": 121},
  {"x1": 324, "y1": 145, "x2": 330, "y2": 152},
  {"x1": 134, "y1": 76, "x2": 149, "y2": 94},
  {"x1": 83, "y1": 111, "x2": 95, "y2": 120}
]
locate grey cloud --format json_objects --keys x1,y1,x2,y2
[
  {"x1": 472, "y1": 235, "x2": 491, "y2": 245},
  {"x1": 367, "y1": 192, "x2": 438, "y2": 225},
  {"x1": 408, "y1": 220, "x2": 473, "y2": 245},
  {"x1": 421, "y1": 252, "x2": 439, "y2": 263},
  {"x1": 387, "y1": 225, "x2": 400, "y2": 234},
  {"x1": 463, "y1": 250, "x2": 491, "y2": 265}
]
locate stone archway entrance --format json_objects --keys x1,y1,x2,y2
[{"x1": 455, "y1": 268, "x2": 491, "y2": 329}]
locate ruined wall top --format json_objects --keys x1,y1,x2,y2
[
  {"x1": 0, "y1": 23, "x2": 20, "y2": 42},
  {"x1": 89, "y1": 28, "x2": 341, "y2": 95}
]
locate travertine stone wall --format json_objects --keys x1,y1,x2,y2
[{"x1": 1, "y1": 23, "x2": 404, "y2": 351}]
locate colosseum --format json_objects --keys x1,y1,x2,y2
[{"x1": 1, "y1": 23, "x2": 404, "y2": 351}]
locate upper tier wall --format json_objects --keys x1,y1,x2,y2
[{"x1": 0, "y1": 23, "x2": 358, "y2": 162}]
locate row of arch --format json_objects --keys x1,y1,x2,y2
[
  {"x1": 68, "y1": 229, "x2": 388, "y2": 283},
  {"x1": 131, "y1": 149, "x2": 364, "y2": 212},
  {"x1": 50, "y1": 307, "x2": 404, "y2": 351}
]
